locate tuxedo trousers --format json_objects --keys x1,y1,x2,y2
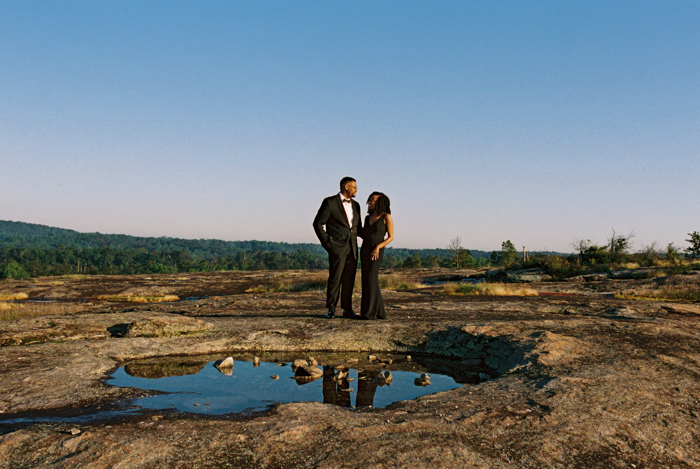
[{"x1": 326, "y1": 248, "x2": 357, "y2": 313}]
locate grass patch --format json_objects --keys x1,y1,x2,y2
[
  {"x1": 0, "y1": 302, "x2": 88, "y2": 321},
  {"x1": 615, "y1": 286, "x2": 700, "y2": 303},
  {"x1": 98, "y1": 295, "x2": 180, "y2": 303},
  {"x1": 379, "y1": 274, "x2": 421, "y2": 291},
  {"x1": 245, "y1": 272, "x2": 421, "y2": 293},
  {"x1": 440, "y1": 282, "x2": 538, "y2": 297},
  {"x1": 246, "y1": 274, "x2": 329, "y2": 293},
  {"x1": 0, "y1": 292, "x2": 29, "y2": 301}
]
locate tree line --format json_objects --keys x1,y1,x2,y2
[{"x1": 0, "y1": 220, "x2": 497, "y2": 279}]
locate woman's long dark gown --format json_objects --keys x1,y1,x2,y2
[{"x1": 360, "y1": 214, "x2": 387, "y2": 320}]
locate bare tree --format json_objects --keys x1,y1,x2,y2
[
  {"x1": 607, "y1": 229, "x2": 635, "y2": 262},
  {"x1": 447, "y1": 237, "x2": 469, "y2": 268}
]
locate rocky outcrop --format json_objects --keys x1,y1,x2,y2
[
  {"x1": 486, "y1": 268, "x2": 552, "y2": 283},
  {"x1": 120, "y1": 315, "x2": 213, "y2": 338},
  {"x1": 1, "y1": 269, "x2": 699, "y2": 469},
  {"x1": 416, "y1": 325, "x2": 528, "y2": 374}
]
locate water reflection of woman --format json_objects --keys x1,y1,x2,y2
[{"x1": 359, "y1": 192, "x2": 394, "y2": 320}]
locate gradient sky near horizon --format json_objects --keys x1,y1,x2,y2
[{"x1": 2, "y1": 1, "x2": 698, "y2": 253}]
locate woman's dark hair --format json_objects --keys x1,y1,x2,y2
[{"x1": 367, "y1": 192, "x2": 391, "y2": 215}]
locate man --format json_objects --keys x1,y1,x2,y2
[{"x1": 313, "y1": 177, "x2": 362, "y2": 319}]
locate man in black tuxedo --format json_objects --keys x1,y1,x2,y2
[{"x1": 313, "y1": 177, "x2": 362, "y2": 319}]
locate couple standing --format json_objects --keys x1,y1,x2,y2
[{"x1": 313, "y1": 177, "x2": 394, "y2": 320}]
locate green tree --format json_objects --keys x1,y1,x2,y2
[
  {"x1": 422, "y1": 255, "x2": 440, "y2": 268},
  {"x1": 685, "y1": 231, "x2": 700, "y2": 259},
  {"x1": 463, "y1": 253, "x2": 476, "y2": 267},
  {"x1": 500, "y1": 240, "x2": 518, "y2": 267},
  {"x1": 402, "y1": 253, "x2": 422, "y2": 268}
]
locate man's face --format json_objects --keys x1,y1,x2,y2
[{"x1": 343, "y1": 181, "x2": 358, "y2": 198}]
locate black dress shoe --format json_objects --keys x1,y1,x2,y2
[
  {"x1": 326, "y1": 310, "x2": 335, "y2": 319},
  {"x1": 342, "y1": 310, "x2": 360, "y2": 319}
]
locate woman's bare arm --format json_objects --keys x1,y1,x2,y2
[{"x1": 371, "y1": 213, "x2": 394, "y2": 260}]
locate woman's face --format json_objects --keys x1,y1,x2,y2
[{"x1": 368, "y1": 195, "x2": 380, "y2": 212}]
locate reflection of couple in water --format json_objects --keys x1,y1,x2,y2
[{"x1": 313, "y1": 177, "x2": 394, "y2": 320}]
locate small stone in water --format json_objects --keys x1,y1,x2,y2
[
  {"x1": 375, "y1": 370, "x2": 393, "y2": 386},
  {"x1": 295, "y1": 365, "x2": 323, "y2": 378},
  {"x1": 70, "y1": 428, "x2": 81, "y2": 435},
  {"x1": 415, "y1": 373, "x2": 431, "y2": 386},
  {"x1": 214, "y1": 357, "x2": 234, "y2": 369},
  {"x1": 270, "y1": 375, "x2": 279, "y2": 380}
]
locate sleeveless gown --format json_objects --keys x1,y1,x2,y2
[{"x1": 360, "y1": 214, "x2": 387, "y2": 320}]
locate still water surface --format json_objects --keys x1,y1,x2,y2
[{"x1": 108, "y1": 355, "x2": 473, "y2": 415}]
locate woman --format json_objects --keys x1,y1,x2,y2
[{"x1": 359, "y1": 192, "x2": 394, "y2": 320}]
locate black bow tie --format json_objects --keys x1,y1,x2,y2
[{"x1": 343, "y1": 199, "x2": 352, "y2": 204}]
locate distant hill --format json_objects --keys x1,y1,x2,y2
[
  {"x1": 0, "y1": 220, "x2": 327, "y2": 259},
  {"x1": 0, "y1": 220, "x2": 504, "y2": 278},
  {"x1": 0, "y1": 220, "x2": 492, "y2": 259}
]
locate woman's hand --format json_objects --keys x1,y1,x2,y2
[{"x1": 371, "y1": 247, "x2": 381, "y2": 261}]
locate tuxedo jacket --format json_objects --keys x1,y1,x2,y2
[{"x1": 313, "y1": 194, "x2": 362, "y2": 259}]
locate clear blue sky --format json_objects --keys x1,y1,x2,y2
[{"x1": 2, "y1": 1, "x2": 698, "y2": 252}]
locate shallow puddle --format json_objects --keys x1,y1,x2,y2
[{"x1": 107, "y1": 352, "x2": 493, "y2": 415}]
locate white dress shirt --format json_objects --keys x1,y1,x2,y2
[{"x1": 339, "y1": 193, "x2": 354, "y2": 227}]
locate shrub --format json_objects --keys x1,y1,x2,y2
[
  {"x1": 0, "y1": 262, "x2": 30, "y2": 280},
  {"x1": 665, "y1": 243, "x2": 683, "y2": 264},
  {"x1": 635, "y1": 242, "x2": 661, "y2": 267}
]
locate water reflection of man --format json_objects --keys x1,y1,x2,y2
[
  {"x1": 355, "y1": 370, "x2": 378, "y2": 407},
  {"x1": 322, "y1": 366, "x2": 351, "y2": 407}
]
